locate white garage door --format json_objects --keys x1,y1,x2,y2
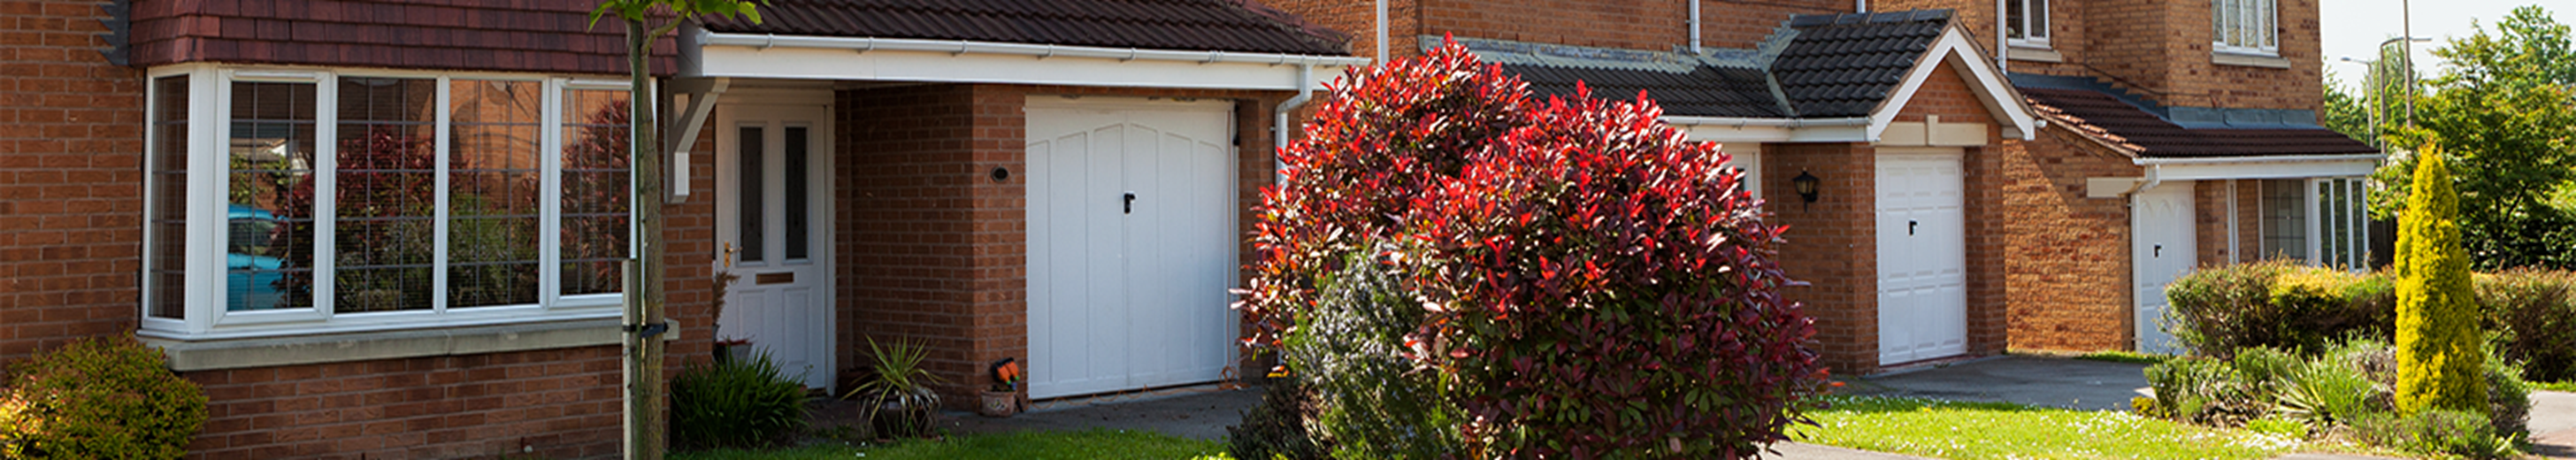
[
  {"x1": 1024, "y1": 97, "x2": 1238, "y2": 399},
  {"x1": 2132, "y1": 181, "x2": 2196, "y2": 355},
  {"x1": 1877, "y1": 149, "x2": 1968, "y2": 365}
]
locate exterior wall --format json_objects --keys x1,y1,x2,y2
[
  {"x1": 2000, "y1": 129, "x2": 2143, "y2": 352},
  {"x1": 1763, "y1": 142, "x2": 1880, "y2": 372},
  {"x1": 1265, "y1": 0, "x2": 1851, "y2": 61},
  {"x1": 836, "y1": 84, "x2": 1285, "y2": 404},
  {"x1": 181, "y1": 347, "x2": 624, "y2": 459},
  {"x1": 1890, "y1": 0, "x2": 2324, "y2": 111},
  {"x1": 0, "y1": 0, "x2": 147, "y2": 364}
]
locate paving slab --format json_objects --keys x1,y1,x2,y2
[
  {"x1": 1843, "y1": 356, "x2": 2151, "y2": 410},
  {"x1": 1761, "y1": 442, "x2": 1933, "y2": 459},
  {"x1": 2533, "y1": 391, "x2": 2576, "y2": 459},
  {"x1": 937, "y1": 385, "x2": 1258, "y2": 441}
]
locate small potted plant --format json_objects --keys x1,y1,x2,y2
[
  {"x1": 979, "y1": 358, "x2": 1024, "y2": 418},
  {"x1": 841, "y1": 337, "x2": 942, "y2": 439}
]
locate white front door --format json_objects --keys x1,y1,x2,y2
[
  {"x1": 1876, "y1": 149, "x2": 1968, "y2": 365},
  {"x1": 717, "y1": 104, "x2": 834, "y2": 389},
  {"x1": 1024, "y1": 97, "x2": 1238, "y2": 399},
  {"x1": 2132, "y1": 181, "x2": 2197, "y2": 355}
]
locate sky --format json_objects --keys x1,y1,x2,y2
[{"x1": 2318, "y1": 0, "x2": 2557, "y2": 89}]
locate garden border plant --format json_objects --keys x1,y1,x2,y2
[{"x1": 1236, "y1": 39, "x2": 1821, "y2": 459}]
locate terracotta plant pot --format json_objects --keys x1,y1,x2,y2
[{"x1": 978, "y1": 390, "x2": 1020, "y2": 418}]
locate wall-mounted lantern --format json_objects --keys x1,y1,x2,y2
[{"x1": 1792, "y1": 171, "x2": 1821, "y2": 209}]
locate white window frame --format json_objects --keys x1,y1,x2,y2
[
  {"x1": 2305, "y1": 177, "x2": 2370, "y2": 270},
  {"x1": 1720, "y1": 142, "x2": 1763, "y2": 201},
  {"x1": 2212, "y1": 0, "x2": 2280, "y2": 56},
  {"x1": 2006, "y1": 0, "x2": 2051, "y2": 49},
  {"x1": 140, "y1": 64, "x2": 635, "y2": 341}
]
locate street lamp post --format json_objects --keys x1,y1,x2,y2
[{"x1": 2339, "y1": 56, "x2": 2381, "y2": 147}]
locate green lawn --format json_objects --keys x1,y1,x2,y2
[
  {"x1": 1794, "y1": 396, "x2": 2303, "y2": 460},
  {"x1": 2534, "y1": 380, "x2": 2576, "y2": 393},
  {"x1": 671, "y1": 429, "x2": 1230, "y2": 460}
]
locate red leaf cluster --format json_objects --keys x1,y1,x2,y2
[{"x1": 1239, "y1": 39, "x2": 1823, "y2": 458}]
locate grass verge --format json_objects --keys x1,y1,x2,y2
[
  {"x1": 2533, "y1": 380, "x2": 2576, "y2": 393},
  {"x1": 671, "y1": 429, "x2": 1230, "y2": 460},
  {"x1": 1795, "y1": 395, "x2": 2301, "y2": 460}
]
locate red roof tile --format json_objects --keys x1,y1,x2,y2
[
  {"x1": 2024, "y1": 88, "x2": 2378, "y2": 157},
  {"x1": 698, "y1": 0, "x2": 1349, "y2": 56}
]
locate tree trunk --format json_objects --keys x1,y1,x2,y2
[{"x1": 622, "y1": 19, "x2": 669, "y2": 460}]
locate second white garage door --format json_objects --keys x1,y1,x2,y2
[
  {"x1": 1876, "y1": 149, "x2": 1968, "y2": 365},
  {"x1": 1024, "y1": 97, "x2": 1238, "y2": 399}
]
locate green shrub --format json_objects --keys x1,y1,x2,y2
[
  {"x1": 2275, "y1": 353, "x2": 2375, "y2": 428},
  {"x1": 2476, "y1": 269, "x2": 2576, "y2": 382},
  {"x1": 671, "y1": 349, "x2": 809, "y2": 450},
  {"x1": 2396, "y1": 148, "x2": 2486, "y2": 414},
  {"x1": 1226, "y1": 380, "x2": 1325, "y2": 460},
  {"x1": 0, "y1": 336, "x2": 207, "y2": 459},
  {"x1": 1279, "y1": 253, "x2": 1461, "y2": 458},
  {"x1": 2143, "y1": 357, "x2": 2258, "y2": 426},
  {"x1": 2165, "y1": 262, "x2": 2394, "y2": 356},
  {"x1": 2480, "y1": 348, "x2": 2531, "y2": 439},
  {"x1": 2350, "y1": 410, "x2": 2518, "y2": 459}
]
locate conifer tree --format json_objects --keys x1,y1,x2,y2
[{"x1": 2395, "y1": 144, "x2": 2485, "y2": 413}]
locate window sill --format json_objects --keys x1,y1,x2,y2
[
  {"x1": 141, "y1": 317, "x2": 668, "y2": 372},
  {"x1": 2212, "y1": 51, "x2": 2291, "y2": 69},
  {"x1": 2007, "y1": 46, "x2": 2065, "y2": 63}
]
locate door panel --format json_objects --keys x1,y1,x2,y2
[
  {"x1": 1026, "y1": 98, "x2": 1235, "y2": 399},
  {"x1": 717, "y1": 104, "x2": 833, "y2": 389},
  {"x1": 1877, "y1": 150, "x2": 1968, "y2": 365},
  {"x1": 2133, "y1": 181, "x2": 2196, "y2": 355}
]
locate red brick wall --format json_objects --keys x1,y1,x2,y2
[
  {"x1": 1898, "y1": 0, "x2": 2324, "y2": 111},
  {"x1": 1699, "y1": 0, "x2": 1852, "y2": 50},
  {"x1": 0, "y1": 0, "x2": 148, "y2": 364},
  {"x1": 835, "y1": 84, "x2": 1286, "y2": 403},
  {"x1": 1999, "y1": 128, "x2": 2143, "y2": 352},
  {"x1": 1762, "y1": 142, "x2": 1880, "y2": 372},
  {"x1": 1896, "y1": 63, "x2": 1997, "y2": 125},
  {"x1": 181, "y1": 347, "x2": 623, "y2": 459}
]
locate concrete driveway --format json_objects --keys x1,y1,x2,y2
[{"x1": 1842, "y1": 356, "x2": 2151, "y2": 410}]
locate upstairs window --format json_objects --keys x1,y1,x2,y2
[
  {"x1": 142, "y1": 65, "x2": 635, "y2": 339},
  {"x1": 2212, "y1": 0, "x2": 2279, "y2": 55},
  {"x1": 2005, "y1": 0, "x2": 2050, "y2": 47}
]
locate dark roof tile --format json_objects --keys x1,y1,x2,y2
[
  {"x1": 2024, "y1": 88, "x2": 2378, "y2": 157},
  {"x1": 1772, "y1": 9, "x2": 1950, "y2": 118},
  {"x1": 702, "y1": 0, "x2": 1348, "y2": 56}
]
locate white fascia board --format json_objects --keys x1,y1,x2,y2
[
  {"x1": 1665, "y1": 116, "x2": 1868, "y2": 143},
  {"x1": 1867, "y1": 27, "x2": 2042, "y2": 142},
  {"x1": 2139, "y1": 155, "x2": 2383, "y2": 180},
  {"x1": 692, "y1": 32, "x2": 1367, "y2": 91}
]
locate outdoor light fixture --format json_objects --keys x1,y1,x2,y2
[{"x1": 1792, "y1": 171, "x2": 1821, "y2": 209}]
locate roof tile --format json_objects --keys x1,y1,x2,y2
[{"x1": 700, "y1": 0, "x2": 1348, "y2": 56}]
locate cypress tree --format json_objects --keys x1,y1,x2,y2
[{"x1": 2395, "y1": 144, "x2": 2486, "y2": 413}]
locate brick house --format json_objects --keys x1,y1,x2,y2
[
  {"x1": 1, "y1": 0, "x2": 2374, "y2": 458},
  {"x1": 4, "y1": 0, "x2": 1363, "y2": 457},
  {"x1": 1268, "y1": 0, "x2": 2377, "y2": 372}
]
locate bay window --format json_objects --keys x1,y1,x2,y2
[
  {"x1": 142, "y1": 65, "x2": 635, "y2": 340},
  {"x1": 2212, "y1": 0, "x2": 2279, "y2": 55},
  {"x1": 2260, "y1": 178, "x2": 2370, "y2": 269}
]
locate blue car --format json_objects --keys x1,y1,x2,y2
[{"x1": 227, "y1": 204, "x2": 286, "y2": 311}]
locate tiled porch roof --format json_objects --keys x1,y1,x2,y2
[
  {"x1": 698, "y1": 0, "x2": 1351, "y2": 56},
  {"x1": 2023, "y1": 88, "x2": 2378, "y2": 157},
  {"x1": 1463, "y1": 10, "x2": 1953, "y2": 119}
]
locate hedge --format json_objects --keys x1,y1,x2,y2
[{"x1": 2163, "y1": 262, "x2": 2576, "y2": 382}]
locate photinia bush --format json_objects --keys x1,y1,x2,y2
[{"x1": 1239, "y1": 39, "x2": 1822, "y2": 458}]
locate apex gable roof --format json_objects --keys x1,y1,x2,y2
[{"x1": 698, "y1": 0, "x2": 1350, "y2": 56}]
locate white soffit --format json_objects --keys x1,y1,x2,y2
[
  {"x1": 1868, "y1": 27, "x2": 2040, "y2": 142},
  {"x1": 2137, "y1": 155, "x2": 2383, "y2": 180},
  {"x1": 689, "y1": 31, "x2": 1366, "y2": 91}
]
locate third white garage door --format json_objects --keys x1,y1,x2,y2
[
  {"x1": 1024, "y1": 97, "x2": 1238, "y2": 399},
  {"x1": 1876, "y1": 149, "x2": 1968, "y2": 365}
]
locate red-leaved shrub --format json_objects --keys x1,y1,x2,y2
[{"x1": 1240, "y1": 40, "x2": 1823, "y2": 458}]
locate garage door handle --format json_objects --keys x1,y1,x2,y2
[
  {"x1": 1908, "y1": 220, "x2": 1917, "y2": 235},
  {"x1": 2155, "y1": 244, "x2": 2163, "y2": 258},
  {"x1": 1123, "y1": 192, "x2": 1136, "y2": 214}
]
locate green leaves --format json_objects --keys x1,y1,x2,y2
[
  {"x1": 2369, "y1": 6, "x2": 2576, "y2": 270},
  {"x1": 587, "y1": 0, "x2": 767, "y2": 34}
]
